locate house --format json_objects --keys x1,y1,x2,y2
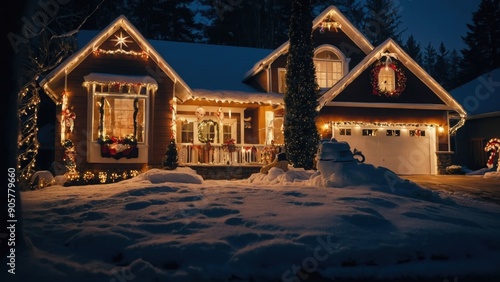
[
  {"x1": 450, "y1": 68, "x2": 500, "y2": 170},
  {"x1": 39, "y1": 6, "x2": 466, "y2": 178}
]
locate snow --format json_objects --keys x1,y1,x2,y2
[{"x1": 5, "y1": 164, "x2": 500, "y2": 282}]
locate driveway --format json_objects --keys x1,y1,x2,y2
[{"x1": 401, "y1": 174, "x2": 500, "y2": 205}]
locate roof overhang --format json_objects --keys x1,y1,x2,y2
[
  {"x1": 318, "y1": 38, "x2": 467, "y2": 119},
  {"x1": 40, "y1": 15, "x2": 193, "y2": 103}
]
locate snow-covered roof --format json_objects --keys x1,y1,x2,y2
[
  {"x1": 318, "y1": 38, "x2": 467, "y2": 119},
  {"x1": 150, "y1": 40, "x2": 273, "y2": 93},
  {"x1": 450, "y1": 67, "x2": 500, "y2": 118},
  {"x1": 40, "y1": 15, "x2": 193, "y2": 102},
  {"x1": 75, "y1": 29, "x2": 276, "y2": 102}
]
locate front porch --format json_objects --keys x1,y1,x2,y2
[{"x1": 178, "y1": 143, "x2": 275, "y2": 180}]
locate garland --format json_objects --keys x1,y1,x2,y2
[{"x1": 371, "y1": 60, "x2": 406, "y2": 97}]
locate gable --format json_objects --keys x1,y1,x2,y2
[
  {"x1": 333, "y1": 61, "x2": 445, "y2": 105},
  {"x1": 243, "y1": 5, "x2": 373, "y2": 82},
  {"x1": 40, "y1": 15, "x2": 192, "y2": 103},
  {"x1": 319, "y1": 39, "x2": 467, "y2": 117}
]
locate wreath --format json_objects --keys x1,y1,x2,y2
[{"x1": 371, "y1": 60, "x2": 406, "y2": 97}]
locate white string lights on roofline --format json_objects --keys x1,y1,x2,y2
[{"x1": 330, "y1": 121, "x2": 441, "y2": 128}]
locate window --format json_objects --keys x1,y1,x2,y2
[
  {"x1": 386, "y1": 129, "x2": 400, "y2": 136},
  {"x1": 378, "y1": 66, "x2": 395, "y2": 92},
  {"x1": 278, "y1": 69, "x2": 287, "y2": 94},
  {"x1": 409, "y1": 130, "x2": 425, "y2": 137},
  {"x1": 223, "y1": 124, "x2": 232, "y2": 142},
  {"x1": 362, "y1": 129, "x2": 378, "y2": 136},
  {"x1": 93, "y1": 94, "x2": 146, "y2": 142},
  {"x1": 314, "y1": 48, "x2": 343, "y2": 88},
  {"x1": 339, "y1": 128, "x2": 351, "y2": 136},
  {"x1": 180, "y1": 121, "x2": 194, "y2": 143}
]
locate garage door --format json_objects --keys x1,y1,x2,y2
[{"x1": 334, "y1": 127, "x2": 432, "y2": 174}]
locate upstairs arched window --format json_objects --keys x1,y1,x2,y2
[{"x1": 314, "y1": 46, "x2": 347, "y2": 88}]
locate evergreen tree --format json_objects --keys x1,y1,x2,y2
[
  {"x1": 434, "y1": 42, "x2": 450, "y2": 88},
  {"x1": 404, "y1": 35, "x2": 422, "y2": 64},
  {"x1": 448, "y1": 49, "x2": 463, "y2": 90},
  {"x1": 284, "y1": 0, "x2": 320, "y2": 170},
  {"x1": 129, "y1": 0, "x2": 202, "y2": 42},
  {"x1": 363, "y1": 0, "x2": 405, "y2": 45},
  {"x1": 461, "y1": 0, "x2": 500, "y2": 83},
  {"x1": 423, "y1": 43, "x2": 437, "y2": 77},
  {"x1": 201, "y1": 0, "x2": 292, "y2": 48},
  {"x1": 164, "y1": 139, "x2": 179, "y2": 170}
]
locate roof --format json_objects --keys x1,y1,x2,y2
[
  {"x1": 39, "y1": 15, "x2": 193, "y2": 102},
  {"x1": 243, "y1": 5, "x2": 374, "y2": 81},
  {"x1": 449, "y1": 67, "x2": 500, "y2": 118},
  {"x1": 318, "y1": 38, "x2": 467, "y2": 118}
]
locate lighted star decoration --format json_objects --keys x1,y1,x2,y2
[{"x1": 112, "y1": 32, "x2": 132, "y2": 49}]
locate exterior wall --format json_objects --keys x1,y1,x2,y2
[
  {"x1": 47, "y1": 28, "x2": 175, "y2": 173},
  {"x1": 453, "y1": 116, "x2": 500, "y2": 170}
]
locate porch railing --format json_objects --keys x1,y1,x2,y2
[{"x1": 178, "y1": 143, "x2": 278, "y2": 165}]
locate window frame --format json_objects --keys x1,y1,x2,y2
[{"x1": 313, "y1": 45, "x2": 349, "y2": 89}]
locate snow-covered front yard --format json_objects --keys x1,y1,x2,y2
[{"x1": 6, "y1": 163, "x2": 500, "y2": 282}]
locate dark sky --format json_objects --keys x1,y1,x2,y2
[{"x1": 399, "y1": 0, "x2": 481, "y2": 51}]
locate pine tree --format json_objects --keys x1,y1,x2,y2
[
  {"x1": 423, "y1": 43, "x2": 437, "y2": 77},
  {"x1": 404, "y1": 35, "x2": 422, "y2": 64},
  {"x1": 448, "y1": 49, "x2": 463, "y2": 90},
  {"x1": 201, "y1": 0, "x2": 292, "y2": 48},
  {"x1": 434, "y1": 42, "x2": 450, "y2": 89},
  {"x1": 164, "y1": 139, "x2": 179, "y2": 170},
  {"x1": 461, "y1": 0, "x2": 500, "y2": 83},
  {"x1": 363, "y1": 0, "x2": 405, "y2": 45},
  {"x1": 129, "y1": 0, "x2": 202, "y2": 42},
  {"x1": 284, "y1": 0, "x2": 320, "y2": 170}
]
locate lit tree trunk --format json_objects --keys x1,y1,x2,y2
[{"x1": 284, "y1": 0, "x2": 320, "y2": 170}]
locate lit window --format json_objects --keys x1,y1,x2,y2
[
  {"x1": 386, "y1": 129, "x2": 400, "y2": 136},
  {"x1": 339, "y1": 128, "x2": 351, "y2": 136},
  {"x1": 362, "y1": 129, "x2": 378, "y2": 136},
  {"x1": 93, "y1": 94, "x2": 146, "y2": 143},
  {"x1": 180, "y1": 121, "x2": 194, "y2": 143},
  {"x1": 223, "y1": 124, "x2": 232, "y2": 142},
  {"x1": 314, "y1": 49, "x2": 343, "y2": 88},
  {"x1": 378, "y1": 66, "x2": 395, "y2": 92}
]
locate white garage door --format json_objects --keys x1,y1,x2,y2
[{"x1": 334, "y1": 127, "x2": 433, "y2": 175}]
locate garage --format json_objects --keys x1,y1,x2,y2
[{"x1": 333, "y1": 126, "x2": 436, "y2": 175}]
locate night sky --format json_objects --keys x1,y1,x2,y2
[{"x1": 399, "y1": 0, "x2": 481, "y2": 51}]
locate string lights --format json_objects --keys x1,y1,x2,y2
[{"x1": 17, "y1": 83, "x2": 41, "y2": 184}]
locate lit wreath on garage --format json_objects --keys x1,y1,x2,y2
[{"x1": 370, "y1": 55, "x2": 407, "y2": 97}]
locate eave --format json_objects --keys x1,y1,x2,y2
[
  {"x1": 39, "y1": 15, "x2": 193, "y2": 103},
  {"x1": 317, "y1": 38, "x2": 467, "y2": 119}
]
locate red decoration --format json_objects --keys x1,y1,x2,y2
[{"x1": 371, "y1": 61, "x2": 407, "y2": 97}]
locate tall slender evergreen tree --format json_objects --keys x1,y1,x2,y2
[
  {"x1": 461, "y1": 0, "x2": 500, "y2": 83},
  {"x1": 363, "y1": 0, "x2": 405, "y2": 45},
  {"x1": 284, "y1": 0, "x2": 320, "y2": 170},
  {"x1": 404, "y1": 35, "x2": 422, "y2": 64}
]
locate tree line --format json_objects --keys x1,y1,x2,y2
[{"x1": 69, "y1": 0, "x2": 498, "y2": 90}]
